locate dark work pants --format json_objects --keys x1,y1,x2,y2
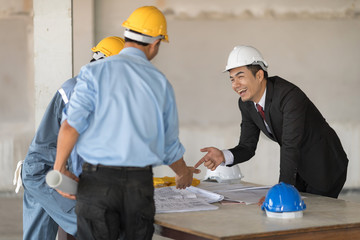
[
  {"x1": 295, "y1": 170, "x2": 347, "y2": 198},
  {"x1": 76, "y1": 163, "x2": 155, "y2": 240}
]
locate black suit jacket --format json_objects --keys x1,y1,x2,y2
[{"x1": 229, "y1": 76, "x2": 348, "y2": 192}]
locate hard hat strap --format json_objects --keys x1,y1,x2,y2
[
  {"x1": 253, "y1": 62, "x2": 268, "y2": 72},
  {"x1": 92, "y1": 51, "x2": 106, "y2": 61},
  {"x1": 124, "y1": 29, "x2": 163, "y2": 44}
]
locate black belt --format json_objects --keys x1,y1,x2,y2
[{"x1": 82, "y1": 162, "x2": 152, "y2": 172}]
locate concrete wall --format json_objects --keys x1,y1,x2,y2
[
  {"x1": 73, "y1": 0, "x2": 94, "y2": 75},
  {"x1": 0, "y1": 0, "x2": 34, "y2": 191},
  {"x1": 94, "y1": 0, "x2": 360, "y2": 188},
  {"x1": 0, "y1": 0, "x2": 359, "y2": 191}
]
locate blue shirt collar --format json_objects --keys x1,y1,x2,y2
[{"x1": 119, "y1": 47, "x2": 147, "y2": 60}]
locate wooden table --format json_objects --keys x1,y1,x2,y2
[{"x1": 155, "y1": 183, "x2": 360, "y2": 240}]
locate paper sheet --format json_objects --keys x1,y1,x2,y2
[
  {"x1": 220, "y1": 188, "x2": 270, "y2": 205},
  {"x1": 154, "y1": 186, "x2": 223, "y2": 213},
  {"x1": 199, "y1": 181, "x2": 271, "y2": 205}
]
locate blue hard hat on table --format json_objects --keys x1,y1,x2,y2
[{"x1": 261, "y1": 182, "x2": 306, "y2": 213}]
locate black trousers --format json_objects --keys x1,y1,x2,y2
[
  {"x1": 295, "y1": 169, "x2": 347, "y2": 198},
  {"x1": 76, "y1": 163, "x2": 155, "y2": 240}
]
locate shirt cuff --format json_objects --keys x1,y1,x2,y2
[{"x1": 221, "y1": 149, "x2": 234, "y2": 166}]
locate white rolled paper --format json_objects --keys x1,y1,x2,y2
[{"x1": 46, "y1": 170, "x2": 78, "y2": 195}]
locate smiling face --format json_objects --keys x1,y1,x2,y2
[{"x1": 229, "y1": 66, "x2": 266, "y2": 103}]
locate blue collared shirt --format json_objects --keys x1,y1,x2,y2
[{"x1": 63, "y1": 47, "x2": 185, "y2": 167}]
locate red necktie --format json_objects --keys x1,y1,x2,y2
[{"x1": 256, "y1": 104, "x2": 266, "y2": 121}]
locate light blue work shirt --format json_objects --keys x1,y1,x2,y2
[{"x1": 64, "y1": 47, "x2": 185, "y2": 167}]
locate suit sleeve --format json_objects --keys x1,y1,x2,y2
[
  {"x1": 279, "y1": 87, "x2": 308, "y2": 185},
  {"x1": 228, "y1": 99, "x2": 260, "y2": 166}
]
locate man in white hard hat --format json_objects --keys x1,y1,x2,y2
[
  {"x1": 195, "y1": 45, "x2": 348, "y2": 199},
  {"x1": 54, "y1": 6, "x2": 199, "y2": 240},
  {"x1": 20, "y1": 36, "x2": 125, "y2": 240}
]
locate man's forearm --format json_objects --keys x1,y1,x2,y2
[
  {"x1": 170, "y1": 157, "x2": 197, "y2": 189},
  {"x1": 169, "y1": 157, "x2": 188, "y2": 176},
  {"x1": 54, "y1": 120, "x2": 79, "y2": 172}
]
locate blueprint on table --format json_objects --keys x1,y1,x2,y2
[{"x1": 155, "y1": 186, "x2": 223, "y2": 213}]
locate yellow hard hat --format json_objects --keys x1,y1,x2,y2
[
  {"x1": 122, "y1": 6, "x2": 169, "y2": 42},
  {"x1": 91, "y1": 36, "x2": 125, "y2": 57}
]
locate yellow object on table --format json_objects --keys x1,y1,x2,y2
[{"x1": 153, "y1": 176, "x2": 200, "y2": 188}]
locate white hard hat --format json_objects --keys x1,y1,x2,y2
[
  {"x1": 204, "y1": 165, "x2": 243, "y2": 183},
  {"x1": 224, "y1": 45, "x2": 268, "y2": 72}
]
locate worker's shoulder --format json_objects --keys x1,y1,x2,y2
[
  {"x1": 269, "y1": 76, "x2": 310, "y2": 107},
  {"x1": 61, "y1": 76, "x2": 77, "y2": 89},
  {"x1": 269, "y1": 76, "x2": 295, "y2": 87},
  {"x1": 268, "y1": 76, "x2": 303, "y2": 94},
  {"x1": 105, "y1": 53, "x2": 157, "y2": 70}
]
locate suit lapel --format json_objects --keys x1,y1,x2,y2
[
  {"x1": 264, "y1": 78, "x2": 277, "y2": 141},
  {"x1": 247, "y1": 102, "x2": 270, "y2": 137},
  {"x1": 241, "y1": 77, "x2": 277, "y2": 141}
]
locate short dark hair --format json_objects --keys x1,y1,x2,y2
[
  {"x1": 124, "y1": 37, "x2": 149, "y2": 46},
  {"x1": 246, "y1": 65, "x2": 268, "y2": 79}
]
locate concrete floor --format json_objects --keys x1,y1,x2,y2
[
  {"x1": 0, "y1": 192, "x2": 22, "y2": 240},
  {"x1": 1, "y1": 189, "x2": 360, "y2": 240}
]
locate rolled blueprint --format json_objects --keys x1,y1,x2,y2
[{"x1": 46, "y1": 170, "x2": 78, "y2": 195}]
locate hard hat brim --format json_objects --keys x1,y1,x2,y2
[{"x1": 264, "y1": 209, "x2": 304, "y2": 219}]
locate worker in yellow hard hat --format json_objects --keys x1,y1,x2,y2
[
  {"x1": 91, "y1": 36, "x2": 125, "y2": 61},
  {"x1": 53, "y1": 6, "x2": 199, "y2": 240},
  {"x1": 122, "y1": 6, "x2": 169, "y2": 43},
  {"x1": 20, "y1": 36, "x2": 124, "y2": 240}
]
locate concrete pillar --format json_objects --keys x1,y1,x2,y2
[
  {"x1": 0, "y1": 1, "x2": 34, "y2": 191},
  {"x1": 33, "y1": 0, "x2": 73, "y2": 129}
]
